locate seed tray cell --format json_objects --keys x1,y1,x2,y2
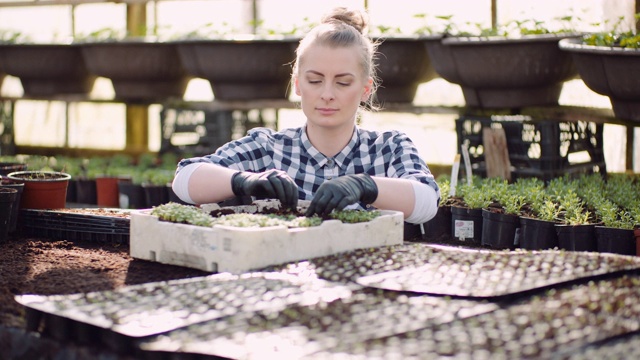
[
  {"x1": 307, "y1": 275, "x2": 640, "y2": 359},
  {"x1": 137, "y1": 287, "x2": 498, "y2": 359},
  {"x1": 266, "y1": 243, "x2": 640, "y2": 299},
  {"x1": 15, "y1": 272, "x2": 353, "y2": 352}
]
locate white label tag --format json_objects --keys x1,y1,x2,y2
[{"x1": 454, "y1": 220, "x2": 474, "y2": 240}]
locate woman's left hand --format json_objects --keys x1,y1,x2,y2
[{"x1": 305, "y1": 174, "x2": 378, "y2": 217}]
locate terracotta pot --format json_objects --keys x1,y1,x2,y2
[
  {"x1": 555, "y1": 223, "x2": 597, "y2": 252},
  {"x1": 7, "y1": 171, "x2": 71, "y2": 209},
  {"x1": 0, "y1": 187, "x2": 18, "y2": 242},
  {"x1": 426, "y1": 34, "x2": 580, "y2": 108},
  {"x1": 95, "y1": 176, "x2": 131, "y2": 208},
  {"x1": 481, "y1": 209, "x2": 520, "y2": 250},
  {"x1": 0, "y1": 43, "x2": 96, "y2": 96}
]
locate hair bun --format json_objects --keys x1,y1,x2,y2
[{"x1": 321, "y1": 7, "x2": 368, "y2": 34}]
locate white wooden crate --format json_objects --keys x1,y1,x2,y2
[{"x1": 130, "y1": 204, "x2": 404, "y2": 274}]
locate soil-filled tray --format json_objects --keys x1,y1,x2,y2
[
  {"x1": 306, "y1": 275, "x2": 640, "y2": 359},
  {"x1": 19, "y1": 208, "x2": 131, "y2": 243},
  {"x1": 137, "y1": 287, "x2": 498, "y2": 359},
  {"x1": 264, "y1": 243, "x2": 640, "y2": 299},
  {"x1": 14, "y1": 272, "x2": 352, "y2": 353}
]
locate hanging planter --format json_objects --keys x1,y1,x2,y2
[
  {"x1": 7, "y1": 171, "x2": 71, "y2": 210},
  {"x1": 559, "y1": 37, "x2": 640, "y2": 123},
  {"x1": 0, "y1": 43, "x2": 96, "y2": 96},
  {"x1": 372, "y1": 35, "x2": 439, "y2": 104},
  {"x1": 426, "y1": 33, "x2": 580, "y2": 108},
  {"x1": 81, "y1": 39, "x2": 190, "y2": 101},
  {"x1": 174, "y1": 36, "x2": 298, "y2": 100}
]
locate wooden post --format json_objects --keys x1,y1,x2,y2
[
  {"x1": 125, "y1": 3, "x2": 149, "y2": 155},
  {"x1": 483, "y1": 127, "x2": 511, "y2": 181},
  {"x1": 630, "y1": 0, "x2": 640, "y2": 171},
  {"x1": 491, "y1": 0, "x2": 498, "y2": 30}
]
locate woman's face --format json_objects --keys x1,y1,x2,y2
[{"x1": 295, "y1": 44, "x2": 372, "y2": 131}]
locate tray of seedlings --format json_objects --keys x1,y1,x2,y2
[
  {"x1": 136, "y1": 287, "x2": 498, "y2": 359},
  {"x1": 263, "y1": 243, "x2": 640, "y2": 299},
  {"x1": 14, "y1": 272, "x2": 354, "y2": 354},
  {"x1": 18, "y1": 208, "x2": 131, "y2": 243},
  {"x1": 305, "y1": 274, "x2": 640, "y2": 359},
  {"x1": 130, "y1": 201, "x2": 404, "y2": 273}
]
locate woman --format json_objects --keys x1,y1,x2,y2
[{"x1": 172, "y1": 7, "x2": 440, "y2": 223}]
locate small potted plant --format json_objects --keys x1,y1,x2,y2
[
  {"x1": 7, "y1": 170, "x2": 71, "y2": 209},
  {"x1": 450, "y1": 177, "x2": 491, "y2": 246},
  {"x1": 480, "y1": 178, "x2": 524, "y2": 250}
]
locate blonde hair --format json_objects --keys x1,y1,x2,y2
[{"x1": 293, "y1": 7, "x2": 379, "y2": 108}]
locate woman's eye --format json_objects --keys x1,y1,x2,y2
[
  {"x1": 337, "y1": 82, "x2": 350, "y2": 87},
  {"x1": 308, "y1": 80, "x2": 321, "y2": 84}
]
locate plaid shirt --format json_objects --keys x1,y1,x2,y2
[{"x1": 177, "y1": 125, "x2": 440, "y2": 208}]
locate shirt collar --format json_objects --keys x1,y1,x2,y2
[{"x1": 300, "y1": 124, "x2": 359, "y2": 169}]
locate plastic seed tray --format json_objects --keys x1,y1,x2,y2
[
  {"x1": 14, "y1": 272, "x2": 353, "y2": 353},
  {"x1": 265, "y1": 243, "x2": 640, "y2": 299},
  {"x1": 130, "y1": 201, "x2": 404, "y2": 273},
  {"x1": 307, "y1": 275, "x2": 640, "y2": 359},
  {"x1": 19, "y1": 208, "x2": 131, "y2": 244},
  {"x1": 137, "y1": 288, "x2": 498, "y2": 359}
]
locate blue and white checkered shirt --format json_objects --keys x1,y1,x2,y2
[{"x1": 177, "y1": 125, "x2": 439, "y2": 208}]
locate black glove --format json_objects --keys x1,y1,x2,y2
[
  {"x1": 231, "y1": 169, "x2": 299, "y2": 209},
  {"x1": 305, "y1": 174, "x2": 378, "y2": 217}
]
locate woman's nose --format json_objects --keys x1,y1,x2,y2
[{"x1": 321, "y1": 84, "x2": 335, "y2": 101}]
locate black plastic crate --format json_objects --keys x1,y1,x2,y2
[{"x1": 456, "y1": 115, "x2": 606, "y2": 181}]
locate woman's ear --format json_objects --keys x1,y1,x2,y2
[
  {"x1": 294, "y1": 76, "x2": 301, "y2": 96},
  {"x1": 361, "y1": 77, "x2": 373, "y2": 101}
]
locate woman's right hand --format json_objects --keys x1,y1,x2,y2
[{"x1": 231, "y1": 169, "x2": 299, "y2": 209}]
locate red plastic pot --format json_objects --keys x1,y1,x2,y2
[{"x1": 7, "y1": 171, "x2": 71, "y2": 209}]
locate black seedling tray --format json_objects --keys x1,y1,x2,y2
[
  {"x1": 264, "y1": 243, "x2": 640, "y2": 299},
  {"x1": 137, "y1": 287, "x2": 497, "y2": 359},
  {"x1": 15, "y1": 272, "x2": 353, "y2": 354},
  {"x1": 18, "y1": 208, "x2": 130, "y2": 243},
  {"x1": 307, "y1": 274, "x2": 640, "y2": 359},
  {"x1": 354, "y1": 246, "x2": 640, "y2": 298}
]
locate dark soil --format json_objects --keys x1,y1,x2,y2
[{"x1": 0, "y1": 235, "x2": 209, "y2": 329}]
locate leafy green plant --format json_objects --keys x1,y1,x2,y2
[{"x1": 583, "y1": 13, "x2": 640, "y2": 48}]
